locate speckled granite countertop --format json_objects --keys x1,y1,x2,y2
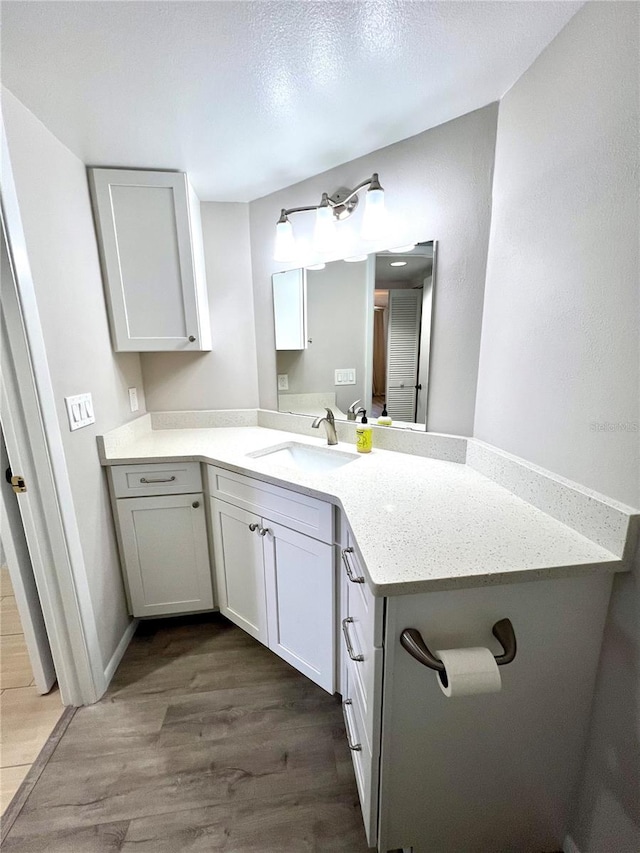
[{"x1": 98, "y1": 419, "x2": 634, "y2": 596}]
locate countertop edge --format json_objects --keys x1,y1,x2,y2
[
  {"x1": 368, "y1": 558, "x2": 625, "y2": 597},
  {"x1": 100, "y1": 446, "x2": 628, "y2": 597}
]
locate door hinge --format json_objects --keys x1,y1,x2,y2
[{"x1": 9, "y1": 472, "x2": 27, "y2": 494}]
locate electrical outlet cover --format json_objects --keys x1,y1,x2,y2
[{"x1": 277, "y1": 374, "x2": 289, "y2": 391}]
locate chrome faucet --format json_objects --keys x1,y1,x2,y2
[
  {"x1": 347, "y1": 399, "x2": 362, "y2": 421},
  {"x1": 312, "y1": 408, "x2": 338, "y2": 445}
]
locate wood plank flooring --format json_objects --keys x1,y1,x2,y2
[
  {"x1": 0, "y1": 567, "x2": 64, "y2": 815},
  {"x1": 2, "y1": 613, "x2": 371, "y2": 851}
]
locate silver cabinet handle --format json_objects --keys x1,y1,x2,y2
[
  {"x1": 249, "y1": 523, "x2": 259, "y2": 532},
  {"x1": 188, "y1": 335, "x2": 196, "y2": 342},
  {"x1": 192, "y1": 501, "x2": 200, "y2": 509},
  {"x1": 342, "y1": 617, "x2": 364, "y2": 662},
  {"x1": 342, "y1": 699, "x2": 362, "y2": 751},
  {"x1": 342, "y1": 547, "x2": 364, "y2": 584},
  {"x1": 259, "y1": 527, "x2": 271, "y2": 537},
  {"x1": 140, "y1": 476, "x2": 176, "y2": 484}
]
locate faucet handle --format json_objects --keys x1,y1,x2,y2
[
  {"x1": 324, "y1": 407, "x2": 335, "y2": 422},
  {"x1": 348, "y1": 399, "x2": 361, "y2": 413}
]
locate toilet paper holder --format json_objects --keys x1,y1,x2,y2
[{"x1": 400, "y1": 618, "x2": 517, "y2": 672}]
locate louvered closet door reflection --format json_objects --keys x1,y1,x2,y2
[{"x1": 386, "y1": 289, "x2": 422, "y2": 422}]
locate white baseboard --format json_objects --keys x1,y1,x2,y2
[
  {"x1": 563, "y1": 835, "x2": 581, "y2": 853},
  {"x1": 103, "y1": 618, "x2": 138, "y2": 686}
]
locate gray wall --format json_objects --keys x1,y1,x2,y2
[
  {"x1": 250, "y1": 104, "x2": 499, "y2": 436},
  {"x1": 474, "y1": 4, "x2": 639, "y2": 850},
  {"x1": 141, "y1": 202, "x2": 260, "y2": 411},
  {"x1": 276, "y1": 261, "x2": 368, "y2": 412},
  {"x1": 2, "y1": 88, "x2": 144, "y2": 668}
]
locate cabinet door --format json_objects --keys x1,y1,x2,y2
[
  {"x1": 272, "y1": 268, "x2": 307, "y2": 350},
  {"x1": 210, "y1": 499, "x2": 268, "y2": 645},
  {"x1": 116, "y1": 493, "x2": 213, "y2": 617},
  {"x1": 263, "y1": 520, "x2": 335, "y2": 693},
  {"x1": 88, "y1": 168, "x2": 210, "y2": 352}
]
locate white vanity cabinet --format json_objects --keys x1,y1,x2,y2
[
  {"x1": 109, "y1": 463, "x2": 214, "y2": 617},
  {"x1": 208, "y1": 466, "x2": 335, "y2": 693},
  {"x1": 339, "y1": 522, "x2": 384, "y2": 849},
  {"x1": 209, "y1": 499, "x2": 269, "y2": 644},
  {"x1": 88, "y1": 168, "x2": 211, "y2": 352},
  {"x1": 336, "y1": 516, "x2": 614, "y2": 853}
]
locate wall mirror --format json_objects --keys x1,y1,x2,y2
[{"x1": 272, "y1": 241, "x2": 435, "y2": 429}]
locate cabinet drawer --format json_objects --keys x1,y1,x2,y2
[
  {"x1": 207, "y1": 465, "x2": 333, "y2": 543},
  {"x1": 343, "y1": 529, "x2": 384, "y2": 648},
  {"x1": 343, "y1": 664, "x2": 378, "y2": 847},
  {"x1": 111, "y1": 462, "x2": 202, "y2": 498},
  {"x1": 342, "y1": 618, "x2": 383, "y2": 757}
]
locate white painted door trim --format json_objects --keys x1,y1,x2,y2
[
  {"x1": 1, "y1": 428, "x2": 56, "y2": 694},
  {"x1": 1, "y1": 119, "x2": 105, "y2": 705}
]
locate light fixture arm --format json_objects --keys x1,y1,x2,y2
[{"x1": 326, "y1": 173, "x2": 382, "y2": 211}]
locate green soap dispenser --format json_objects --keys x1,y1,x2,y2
[
  {"x1": 377, "y1": 404, "x2": 392, "y2": 426},
  {"x1": 356, "y1": 411, "x2": 372, "y2": 453}
]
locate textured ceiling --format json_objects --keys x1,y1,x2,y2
[{"x1": 1, "y1": 1, "x2": 582, "y2": 201}]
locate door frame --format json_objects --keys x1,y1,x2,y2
[
  {"x1": 1, "y1": 427, "x2": 56, "y2": 694},
  {"x1": 1, "y1": 119, "x2": 104, "y2": 705}
]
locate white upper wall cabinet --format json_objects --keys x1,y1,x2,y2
[
  {"x1": 272, "y1": 268, "x2": 307, "y2": 350},
  {"x1": 88, "y1": 168, "x2": 211, "y2": 352}
]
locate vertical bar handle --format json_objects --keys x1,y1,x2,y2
[
  {"x1": 342, "y1": 617, "x2": 364, "y2": 662},
  {"x1": 342, "y1": 700, "x2": 362, "y2": 751},
  {"x1": 342, "y1": 547, "x2": 365, "y2": 584}
]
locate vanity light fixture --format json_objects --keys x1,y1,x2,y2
[
  {"x1": 306, "y1": 263, "x2": 326, "y2": 271},
  {"x1": 273, "y1": 173, "x2": 385, "y2": 262},
  {"x1": 389, "y1": 260, "x2": 408, "y2": 267},
  {"x1": 344, "y1": 255, "x2": 368, "y2": 263},
  {"x1": 274, "y1": 216, "x2": 297, "y2": 263}
]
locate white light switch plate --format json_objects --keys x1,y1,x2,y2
[
  {"x1": 128, "y1": 387, "x2": 139, "y2": 412},
  {"x1": 334, "y1": 369, "x2": 356, "y2": 386},
  {"x1": 277, "y1": 374, "x2": 289, "y2": 390},
  {"x1": 64, "y1": 393, "x2": 95, "y2": 431}
]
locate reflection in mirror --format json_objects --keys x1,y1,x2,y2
[{"x1": 272, "y1": 242, "x2": 435, "y2": 429}]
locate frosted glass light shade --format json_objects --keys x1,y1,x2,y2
[
  {"x1": 313, "y1": 205, "x2": 337, "y2": 254},
  {"x1": 274, "y1": 219, "x2": 296, "y2": 262},
  {"x1": 361, "y1": 187, "x2": 386, "y2": 241}
]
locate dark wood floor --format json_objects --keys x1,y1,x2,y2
[{"x1": 3, "y1": 614, "x2": 371, "y2": 852}]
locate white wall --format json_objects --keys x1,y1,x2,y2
[
  {"x1": 276, "y1": 261, "x2": 368, "y2": 412},
  {"x1": 2, "y1": 88, "x2": 145, "y2": 668},
  {"x1": 141, "y1": 202, "x2": 259, "y2": 411},
  {"x1": 250, "y1": 104, "x2": 499, "y2": 436},
  {"x1": 473, "y1": 4, "x2": 639, "y2": 850},
  {"x1": 474, "y1": 4, "x2": 639, "y2": 509}
]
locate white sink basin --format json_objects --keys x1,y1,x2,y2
[{"x1": 248, "y1": 442, "x2": 360, "y2": 474}]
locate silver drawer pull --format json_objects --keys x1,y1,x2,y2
[
  {"x1": 259, "y1": 527, "x2": 271, "y2": 537},
  {"x1": 249, "y1": 522, "x2": 259, "y2": 532},
  {"x1": 140, "y1": 475, "x2": 176, "y2": 484},
  {"x1": 342, "y1": 699, "x2": 362, "y2": 751},
  {"x1": 342, "y1": 547, "x2": 365, "y2": 584},
  {"x1": 342, "y1": 617, "x2": 364, "y2": 662}
]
